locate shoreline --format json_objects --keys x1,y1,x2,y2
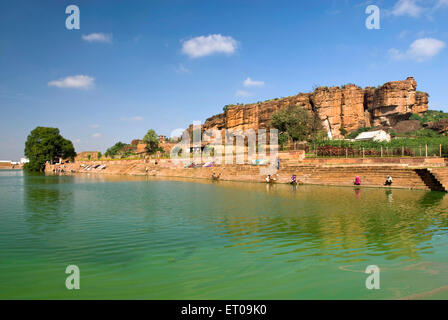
[
  {"x1": 45, "y1": 157, "x2": 448, "y2": 192},
  {"x1": 56, "y1": 171, "x2": 439, "y2": 193}
]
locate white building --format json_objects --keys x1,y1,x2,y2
[
  {"x1": 20, "y1": 158, "x2": 30, "y2": 164},
  {"x1": 355, "y1": 130, "x2": 391, "y2": 142}
]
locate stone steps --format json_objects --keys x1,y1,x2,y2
[
  {"x1": 427, "y1": 168, "x2": 448, "y2": 192},
  {"x1": 415, "y1": 169, "x2": 446, "y2": 192},
  {"x1": 54, "y1": 160, "x2": 439, "y2": 190}
]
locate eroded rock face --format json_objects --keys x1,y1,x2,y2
[
  {"x1": 190, "y1": 77, "x2": 428, "y2": 139},
  {"x1": 341, "y1": 85, "x2": 367, "y2": 132},
  {"x1": 424, "y1": 119, "x2": 448, "y2": 134},
  {"x1": 414, "y1": 91, "x2": 429, "y2": 114},
  {"x1": 392, "y1": 120, "x2": 421, "y2": 134},
  {"x1": 310, "y1": 86, "x2": 343, "y2": 137},
  {"x1": 370, "y1": 77, "x2": 425, "y2": 126}
]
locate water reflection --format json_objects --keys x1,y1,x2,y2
[
  {"x1": 23, "y1": 173, "x2": 74, "y2": 233},
  {"x1": 208, "y1": 184, "x2": 448, "y2": 262},
  {"x1": 418, "y1": 191, "x2": 446, "y2": 208},
  {"x1": 291, "y1": 184, "x2": 297, "y2": 193},
  {"x1": 354, "y1": 188, "x2": 361, "y2": 199},
  {"x1": 2, "y1": 172, "x2": 448, "y2": 299},
  {"x1": 386, "y1": 190, "x2": 393, "y2": 202},
  {"x1": 20, "y1": 174, "x2": 448, "y2": 264}
]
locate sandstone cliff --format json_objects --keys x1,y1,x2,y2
[{"x1": 189, "y1": 77, "x2": 428, "y2": 139}]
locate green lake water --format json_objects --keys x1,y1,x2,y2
[{"x1": 1, "y1": 170, "x2": 448, "y2": 299}]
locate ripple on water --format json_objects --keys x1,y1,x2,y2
[{"x1": 1, "y1": 173, "x2": 448, "y2": 299}]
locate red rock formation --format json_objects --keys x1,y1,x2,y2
[
  {"x1": 189, "y1": 77, "x2": 428, "y2": 139},
  {"x1": 341, "y1": 85, "x2": 367, "y2": 132},
  {"x1": 370, "y1": 77, "x2": 425, "y2": 126},
  {"x1": 424, "y1": 119, "x2": 448, "y2": 134},
  {"x1": 75, "y1": 151, "x2": 101, "y2": 161},
  {"x1": 414, "y1": 91, "x2": 429, "y2": 114},
  {"x1": 131, "y1": 139, "x2": 143, "y2": 145}
]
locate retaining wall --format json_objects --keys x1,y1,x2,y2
[{"x1": 44, "y1": 157, "x2": 448, "y2": 190}]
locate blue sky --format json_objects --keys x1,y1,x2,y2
[{"x1": 1, "y1": 0, "x2": 447, "y2": 160}]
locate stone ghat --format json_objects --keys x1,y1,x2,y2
[
  {"x1": 428, "y1": 168, "x2": 448, "y2": 191},
  {"x1": 301, "y1": 157, "x2": 445, "y2": 166},
  {"x1": 0, "y1": 162, "x2": 22, "y2": 169},
  {"x1": 148, "y1": 165, "x2": 431, "y2": 190},
  {"x1": 45, "y1": 158, "x2": 448, "y2": 191}
]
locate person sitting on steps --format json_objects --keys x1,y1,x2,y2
[
  {"x1": 211, "y1": 172, "x2": 221, "y2": 181},
  {"x1": 384, "y1": 175, "x2": 393, "y2": 186},
  {"x1": 354, "y1": 176, "x2": 361, "y2": 186}
]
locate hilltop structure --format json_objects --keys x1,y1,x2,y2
[{"x1": 188, "y1": 77, "x2": 428, "y2": 139}]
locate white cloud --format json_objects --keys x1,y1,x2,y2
[
  {"x1": 92, "y1": 133, "x2": 102, "y2": 139},
  {"x1": 170, "y1": 128, "x2": 185, "y2": 139},
  {"x1": 391, "y1": 0, "x2": 424, "y2": 17},
  {"x1": 243, "y1": 77, "x2": 264, "y2": 87},
  {"x1": 398, "y1": 30, "x2": 409, "y2": 38},
  {"x1": 176, "y1": 64, "x2": 190, "y2": 73},
  {"x1": 182, "y1": 34, "x2": 238, "y2": 58},
  {"x1": 389, "y1": 48, "x2": 405, "y2": 60},
  {"x1": 121, "y1": 116, "x2": 144, "y2": 121},
  {"x1": 435, "y1": 0, "x2": 448, "y2": 8},
  {"x1": 90, "y1": 124, "x2": 99, "y2": 129},
  {"x1": 48, "y1": 75, "x2": 95, "y2": 89},
  {"x1": 389, "y1": 0, "x2": 448, "y2": 18},
  {"x1": 235, "y1": 90, "x2": 252, "y2": 97},
  {"x1": 389, "y1": 38, "x2": 446, "y2": 61},
  {"x1": 82, "y1": 33, "x2": 113, "y2": 43},
  {"x1": 408, "y1": 38, "x2": 445, "y2": 60}
]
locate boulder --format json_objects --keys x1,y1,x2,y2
[
  {"x1": 424, "y1": 119, "x2": 448, "y2": 134},
  {"x1": 392, "y1": 120, "x2": 421, "y2": 134}
]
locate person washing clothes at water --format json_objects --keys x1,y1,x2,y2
[
  {"x1": 384, "y1": 175, "x2": 393, "y2": 186},
  {"x1": 266, "y1": 174, "x2": 277, "y2": 183},
  {"x1": 290, "y1": 175, "x2": 297, "y2": 185},
  {"x1": 211, "y1": 172, "x2": 221, "y2": 181},
  {"x1": 354, "y1": 176, "x2": 361, "y2": 186}
]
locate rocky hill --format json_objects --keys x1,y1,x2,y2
[{"x1": 189, "y1": 77, "x2": 428, "y2": 139}]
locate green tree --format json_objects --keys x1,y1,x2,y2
[
  {"x1": 271, "y1": 105, "x2": 324, "y2": 142},
  {"x1": 97, "y1": 152, "x2": 102, "y2": 159},
  {"x1": 143, "y1": 129, "x2": 159, "y2": 154},
  {"x1": 223, "y1": 105, "x2": 231, "y2": 113},
  {"x1": 24, "y1": 127, "x2": 76, "y2": 172},
  {"x1": 105, "y1": 142, "x2": 126, "y2": 158},
  {"x1": 278, "y1": 132, "x2": 290, "y2": 149}
]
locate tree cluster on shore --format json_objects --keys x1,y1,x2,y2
[
  {"x1": 271, "y1": 105, "x2": 326, "y2": 146},
  {"x1": 24, "y1": 127, "x2": 76, "y2": 172},
  {"x1": 103, "y1": 129, "x2": 165, "y2": 159}
]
